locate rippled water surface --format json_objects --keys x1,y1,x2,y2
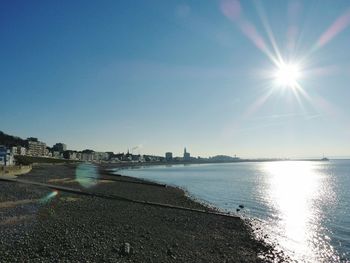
[{"x1": 120, "y1": 160, "x2": 350, "y2": 262}]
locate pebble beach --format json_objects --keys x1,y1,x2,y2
[{"x1": 0, "y1": 164, "x2": 286, "y2": 262}]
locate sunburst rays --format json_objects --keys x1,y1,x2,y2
[{"x1": 220, "y1": 0, "x2": 350, "y2": 120}]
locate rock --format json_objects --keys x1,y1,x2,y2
[
  {"x1": 167, "y1": 248, "x2": 173, "y2": 256},
  {"x1": 236, "y1": 208, "x2": 240, "y2": 212},
  {"x1": 120, "y1": 242, "x2": 132, "y2": 256}
]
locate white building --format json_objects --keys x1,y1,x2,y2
[
  {"x1": 52, "y1": 151, "x2": 63, "y2": 159},
  {"x1": 76, "y1": 152, "x2": 82, "y2": 160},
  {"x1": 11, "y1": 146, "x2": 27, "y2": 156},
  {"x1": 93, "y1": 152, "x2": 109, "y2": 162},
  {"x1": 27, "y1": 140, "x2": 47, "y2": 156},
  {"x1": 81, "y1": 152, "x2": 93, "y2": 162},
  {"x1": 68, "y1": 151, "x2": 77, "y2": 160}
]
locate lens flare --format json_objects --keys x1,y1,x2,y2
[
  {"x1": 316, "y1": 9, "x2": 350, "y2": 49},
  {"x1": 40, "y1": 190, "x2": 59, "y2": 204},
  {"x1": 219, "y1": 0, "x2": 348, "y2": 120},
  {"x1": 75, "y1": 163, "x2": 99, "y2": 188}
]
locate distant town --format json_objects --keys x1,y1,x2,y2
[{"x1": 0, "y1": 131, "x2": 240, "y2": 166}]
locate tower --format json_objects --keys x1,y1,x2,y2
[{"x1": 183, "y1": 147, "x2": 190, "y2": 161}]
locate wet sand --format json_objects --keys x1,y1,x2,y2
[{"x1": 0, "y1": 164, "x2": 287, "y2": 262}]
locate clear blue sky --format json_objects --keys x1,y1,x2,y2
[{"x1": 1, "y1": 0, "x2": 350, "y2": 158}]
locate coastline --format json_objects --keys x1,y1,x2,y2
[
  {"x1": 0, "y1": 163, "x2": 287, "y2": 262},
  {"x1": 99, "y1": 157, "x2": 329, "y2": 170}
]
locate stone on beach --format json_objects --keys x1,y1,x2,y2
[{"x1": 0, "y1": 163, "x2": 286, "y2": 262}]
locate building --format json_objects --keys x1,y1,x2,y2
[
  {"x1": 81, "y1": 153, "x2": 93, "y2": 162},
  {"x1": 52, "y1": 151, "x2": 63, "y2": 159},
  {"x1": 0, "y1": 146, "x2": 14, "y2": 166},
  {"x1": 53, "y1": 143, "x2": 67, "y2": 153},
  {"x1": 93, "y1": 152, "x2": 109, "y2": 162},
  {"x1": 11, "y1": 147, "x2": 16, "y2": 155},
  {"x1": 183, "y1": 147, "x2": 190, "y2": 161},
  {"x1": 11, "y1": 146, "x2": 27, "y2": 156},
  {"x1": 44, "y1": 147, "x2": 50, "y2": 157},
  {"x1": 165, "y1": 152, "x2": 173, "y2": 162},
  {"x1": 27, "y1": 140, "x2": 47, "y2": 156},
  {"x1": 18, "y1": 146, "x2": 26, "y2": 155},
  {"x1": 69, "y1": 151, "x2": 77, "y2": 160},
  {"x1": 76, "y1": 152, "x2": 82, "y2": 161},
  {"x1": 0, "y1": 146, "x2": 7, "y2": 165}
]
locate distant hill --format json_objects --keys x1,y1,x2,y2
[
  {"x1": 209, "y1": 155, "x2": 239, "y2": 162},
  {"x1": 0, "y1": 131, "x2": 27, "y2": 148}
]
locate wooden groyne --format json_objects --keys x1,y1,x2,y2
[
  {"x1": 98, "y1": 169, "x2": 167, "y2": 188},
  {"x1": 0, "y1": 176, "x2": 238, "y2": 220}
]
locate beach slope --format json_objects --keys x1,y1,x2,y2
[{"x1": 0, "y1": 164, "x2": 284, "y2": 262}]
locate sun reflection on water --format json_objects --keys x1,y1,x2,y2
[{"x1": 262, "y1": 161, "x2": 339, "y2": 262}]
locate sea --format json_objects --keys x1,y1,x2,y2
[{"x1": 119, "y1": 160, "x2": 350, "y2": 263}]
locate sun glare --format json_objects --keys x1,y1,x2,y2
[{"x1": 274, "y1": 62, "x2": 301, "y2": 88}]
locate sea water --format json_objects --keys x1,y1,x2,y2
[{"x1": 119, "y1": 160, "x2": 350, "y2": 262}]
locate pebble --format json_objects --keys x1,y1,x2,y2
[
  {"x1": 0, "y1": 164, "x2": 288, "y2": 263},
  {"x1": 120, "y1": 242, "x2": 132, "y2": 256}
]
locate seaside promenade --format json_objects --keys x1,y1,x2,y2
[{"x1": 0, "y1": 163, "x2": 285, "y2": 262}]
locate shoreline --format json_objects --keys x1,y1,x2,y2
[
  {"x1": 110, "y1": 164, "x2": 279, "y2": 255},
  {"x1": 98, "y1": 158, "x2": 330, "y2": 173},
  {"x1": 0, "y1": 163, "x2": 288, "y2": 262}
]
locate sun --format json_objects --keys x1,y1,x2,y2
[{"x1": 274, "y1": 62, "x2": 301, "y2": 88}]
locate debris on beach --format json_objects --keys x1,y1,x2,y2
[{"x1": 120, "y1": 242, "x2": 133, "y2": 256}]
